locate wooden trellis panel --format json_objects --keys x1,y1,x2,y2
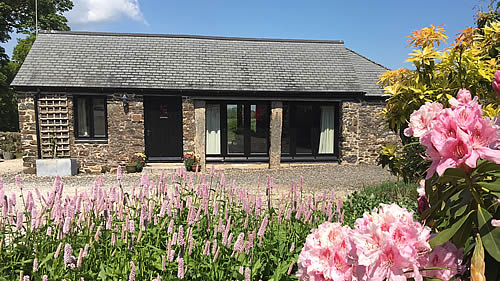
[{"x1": 38, "y1": 95, "x2": 71, "y2": 158}]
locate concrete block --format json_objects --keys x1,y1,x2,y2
[{"x1": 36, "y1": 158, "x2": 78, "y2": 177}]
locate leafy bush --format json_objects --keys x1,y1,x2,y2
[
  {"x1": 342, "y1": 181, "x2": 418, "y2": 227},
  {"x1": 378, "y1": 142, "x2": 429, "y2": 183}
]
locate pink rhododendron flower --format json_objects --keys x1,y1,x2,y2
[
  {"x1": 297, "y1": 204, "x2": 462, "y2": 281},
  {"x1": 297, "y1": 222, "x2": 353, "y2": 281},
  {"x1": 409, "y1": 89, "x2": 500, "y2": 178},
  {"x1": 492, "y1": 70, "x2": 500, "y2": 95},
  {"x1": 492, "y1": 219, "x2": 500, "y2": 227},
  {"x1": 422, "y1": 241, "x2": 463, "y2": 280},
  {"x1": 404, "y1": 102, "x2": 443, "y2": 138}
]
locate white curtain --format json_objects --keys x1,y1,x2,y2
[
  {"x1": 206, "y1": 104, "x2": 221, "y2": 154},
  {"x1": 77, "y1": 98, "x2": 89, "y2": 137},
  {"x1": 318, "y1": 106, "x2": 335, "y2": 154}
]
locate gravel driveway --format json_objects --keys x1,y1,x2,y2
[{"x1": 0, "y1": 159, "x2": 395, "y2": 201}]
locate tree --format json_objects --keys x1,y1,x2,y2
[{"x1": 0, "y1": 0, "x2": 73, "y2": 131}]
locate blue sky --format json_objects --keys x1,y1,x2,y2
[{"x1": 3, "y1": 0, "x2": 482, "y2": 70}]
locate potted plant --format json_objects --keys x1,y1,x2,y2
[
  {"x1": 183, "y1": 151, "x2": 201, "y2": 171},
  {"x1": 1, "y1": 144, "x2": 15, "y2": 160},
  {"x1": 127, "y1": 153, "x2": 146, "y2": 173}
]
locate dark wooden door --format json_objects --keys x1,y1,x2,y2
[{"x1": 144, "y1": 96, "x2": 183, "y2": 161}]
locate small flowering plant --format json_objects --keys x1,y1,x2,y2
[
  {"x1": 183, "y1": 151, "x2": 200, "y2": 171},
  {"x1": 405, "y1": 87, "x2": 500, "y2": 279},
  {"x1": 128, "y1": 152, "x2": 146, "y2": 171}
]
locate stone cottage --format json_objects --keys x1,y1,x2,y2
[{"x1": 11, "y1": 31, "x2": 396, "y2": 174}]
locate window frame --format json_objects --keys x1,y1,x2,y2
[
  {"x1": 74, "y1": 96, "x2": 108, "y2": 140},
  {"x1": 205, "y1": 101, "x2": 271, "y2": 160},
  {"x1": 280, "y1": 101, "x2": 340, "y2": 161}
]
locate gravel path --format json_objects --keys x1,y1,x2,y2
[{"x1": 0, "y1": 159, "x2": 395, "y2": 202}]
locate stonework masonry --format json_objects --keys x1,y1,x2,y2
[
  {"x1": 182, "y1": 97, "x2": 195, "y2": 153},
  {"x1": 18, "y1": 94, "x2": 38, "y2": 173},
  {"x1": 269, "y1": 101, "x2": 283, "y2": 169},
  {"x1": 340, "y1": 100, "x2": 398, "y2": 165},
  {"x1": 68, "y1": 94, "x2": 145, "y2": 173},
  {"x1": 194, "y1": 100, "x2": 206, "y2": 170}
]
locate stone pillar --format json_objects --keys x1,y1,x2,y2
[
  {"x1": 194, "y1": 100, "x2": 206, "y2": 170},
  {"x1": 18, "y1": 94, "x2": 38, "y2": 174},
  {"x1": 182, "y1": 97, "x2": 196, "y2": 152},
  {"x1": 340, "y1": 101, "x2": 360, "y2": 164},
  {"x1": 269, "y1": 101, "x2": 283, "y2": 169}
]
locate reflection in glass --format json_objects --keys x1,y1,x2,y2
[
  {"x1": 281, "y1": 104, "x2": 290, "y2": 154},
  {"x1": 250, "y1": 104, "x2": 268, "y2": 153},
  {"x1": 93, "y1": 98, "x2": 106, "y2": 137},
  {"x1": 227, "y1": 104, "x2": 244, "y2": 153}
]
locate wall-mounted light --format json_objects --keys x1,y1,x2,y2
[{"x1": 122, "y1": 94, "x2": 129, "y2": 114}]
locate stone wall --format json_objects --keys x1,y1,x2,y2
[
  {"x1": 358, "y1": 101, "x2": 399, "y2": 164},
  {"x1": 269, "y1": 101, "x2": 283, "y2": 169},
  {"x1": 340, "y1": 100, "x2": 398, "y2": 165},
  {"x1": 182, "y1": 97, "x2": 195, "y2": 153},
  {"x1": 17, "y1": 94, "x2": 38, "y2": 173},
  {"x1": 340, "y1": 101, "x2": 360, "y2": 164},
  {"x1": 194, "y1": 100, "x2": 206, "y2": 170},
  {"x1": 68, "y1": 94, "x2": 145, "y2": 173}
]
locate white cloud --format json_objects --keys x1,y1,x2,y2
[{"x1": 67, "y1": 0, "x2": 147, "y2": 24}]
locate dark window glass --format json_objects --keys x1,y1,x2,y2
[
  {"x1": 281, "y1": 104, "x2": 290, "y2": 154},
  {"x1": 295, "y1": 105, "x2": 313, "y2": 154},
  {"x1": 227, "y1": 104, "x2": 244, "y2": 153},
  {"x1": 250, "y1": 104, "x2": 269, "y2": 154},
  {"x1": 76, "y1": 96, "x2": 107, "y2": 139}
]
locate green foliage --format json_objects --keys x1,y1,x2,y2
[
  {"x1": 0, "y1": 61, "x2": 19, "y2": 131},
  {"x1": 342, "y1": 181, "x2": 418, "y2": 227},
  {"x1": 423, "y1": 160, "x2": 500, "y2": 280},
  {"x1": 378, "y1": 142, "x2": 429, "y2": 183},
  {"x1": 0, "y1": 0, "x2": 73, "y2": 132}
]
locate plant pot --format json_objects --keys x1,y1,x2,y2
[
  {"x1": 2, "y1": 152, "x2": 14, "y2": 160},
  {"x1": 192, "y1": 165, "x2": 201, "y2": 172},
  {"x1": 185, "y1": 165, "x2": 192, "y2": 172},
  {"x1": 136, "y1": 166, "x2": 143, "y2": 173},
  {"x1": 126, "y1": 165, "x2": 137, "y2": 173},
  {"x1": 36, "y1": 158, "x2": 78, "y2": 177}
]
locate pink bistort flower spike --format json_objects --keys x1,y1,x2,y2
[
  {"x1": 54, "y1": 242, "x2": 63, "y2": 258},
  {"x1": 42, "y1": 275, "x2": 48, "y2": 281},
  {"x1": 32, "y1": 258, "x2": 38, "y2": 272},
  {"x1": 63, "y1": 243, "x2": 74, "y2": 266},
  {"x1": 177, "y1": 257, "x2": 185, "y2": 279},
  {"x1": 257, "y1": 215, "x2": 269, "y2": 238},
  {"x1": 116, "y1": 166, "x2": 122, "y2": 181},
  {"x1": 129, "y1": 261, "x2": 136, "y2": 281},
  {"x1": 245, "y1": 267, "x2": 251, "y2": 281}
]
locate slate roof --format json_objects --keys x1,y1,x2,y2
[
  {"x1": 12, "y1": 31, "x2": 387, "y2": 96},
  {"x1": 346, "y1": 49, "x2": 388, "y2": 97}
]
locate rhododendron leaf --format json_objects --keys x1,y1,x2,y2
[
  {"x1": 474, "y1": 161, "x2": 500, "y2": 175},
  {"x1": 452, "y1": 214, "x2": 473, "y2": 248},
  {"x1": 430, "y1": 211, "x2": 473, "y2": 248},
  {"x1": 437, "y1": 168, "x2": 467, "y2": 184},
  {"x1": 477, "y1": 182, "x2": 500, "y2": 192},
  {"x1": 477, "y1": 206, "x2": 500, "y2": 262}
]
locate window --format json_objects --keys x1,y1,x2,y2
[
  {"x1": 281, "y1": 102, "x2": 339, "y2": 159},
  {"x1": 205, "y1": 102, "x2": 270, "y2": 159},
  {"x1": 75, "y1": 96, "x2": 107, "y2": 139}
]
